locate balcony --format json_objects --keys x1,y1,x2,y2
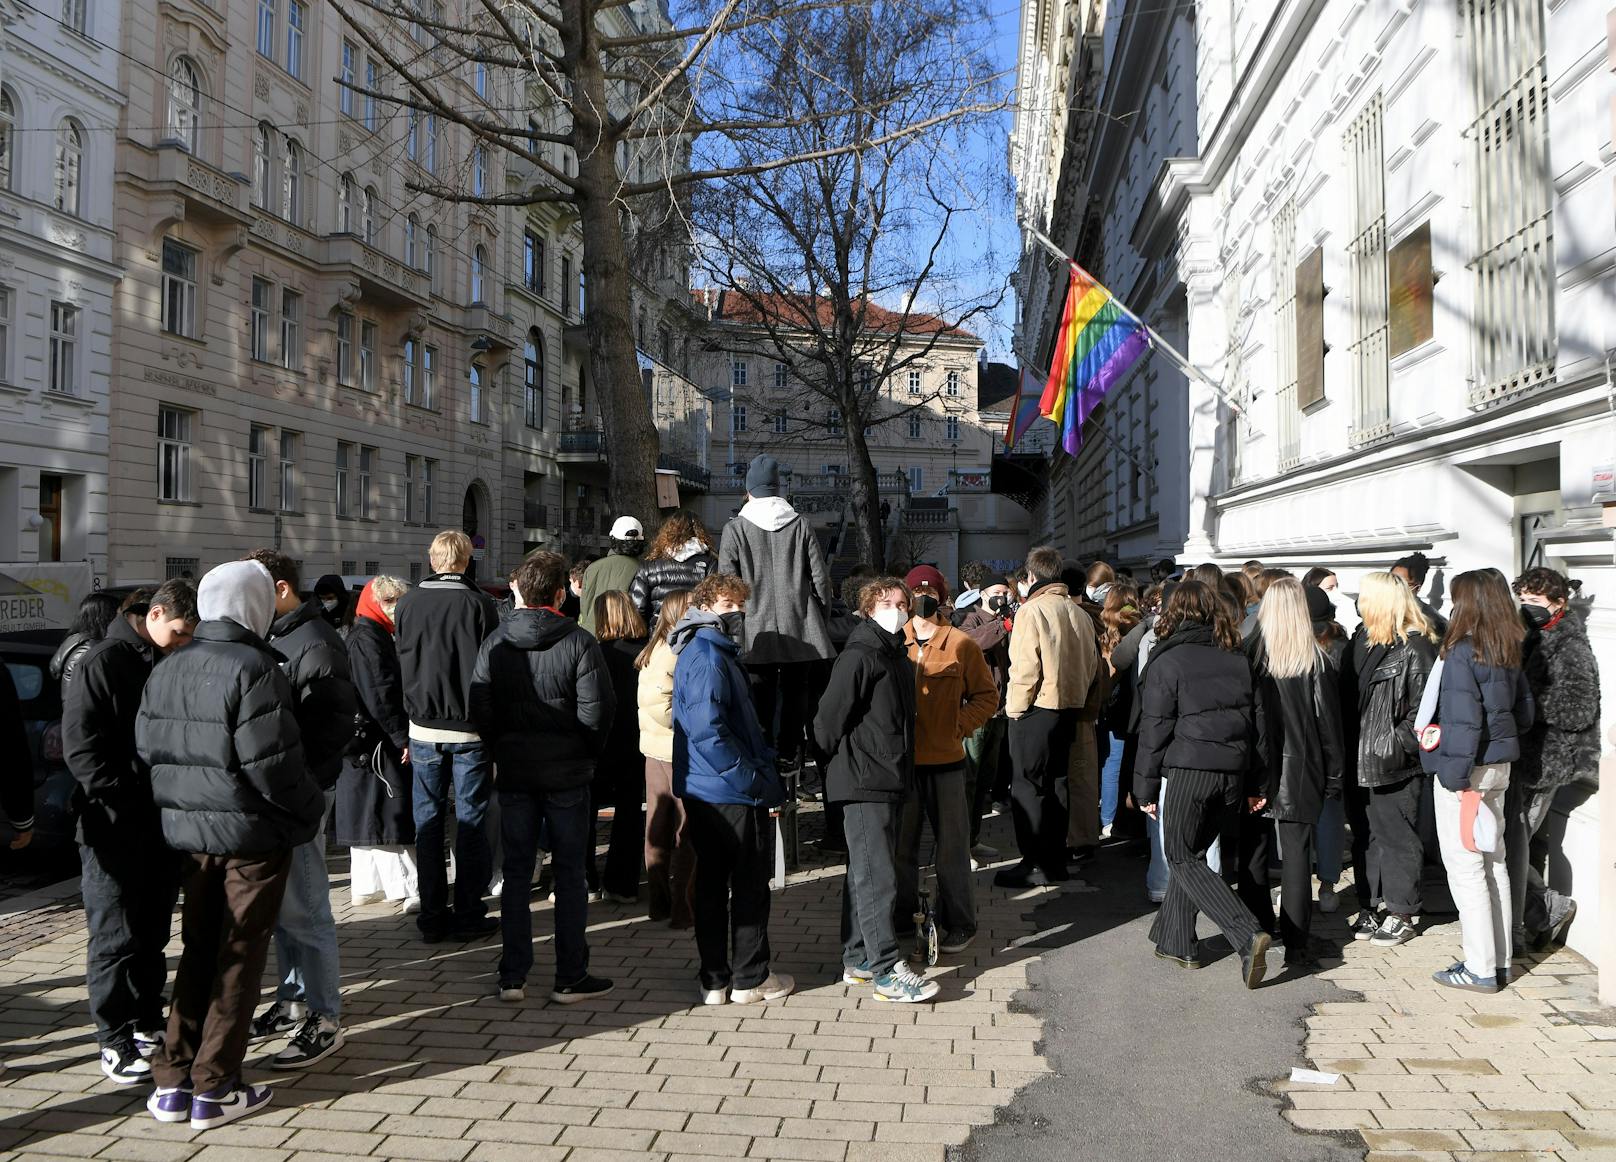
[
  {"x1": 465, "y1": 303, "x2": 517, "y2": 352},
  {"x1": 947, "y1": 469, "x2": 992, "y2": 494},
  {"x1": 658, "y1": 452, "x2": 710, "y2": 493},
  {"x1": 562, "y1": 321, "x2": 589, "y2": 356},
  {"x1": 558, "y1": 422, "x2": 607, "y2": 463},
  {"x1": 323, "y1": 234, "x2": 431, "y2": 310},
  {"x1": 902, "y1": 504, "x2": 958, "y2": 530},
  {"x1": 150, "y1": 143, "x2": 251, "y2": 227}
]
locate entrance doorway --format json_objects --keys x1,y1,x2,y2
[{"x1": 38, "y1": 474, "x2": 62, "y2": 562}]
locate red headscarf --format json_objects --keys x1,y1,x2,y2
[{"x1": 353, "y1": 579, "x2": 394, "y2": 633}]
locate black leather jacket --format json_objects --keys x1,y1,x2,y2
[{"x1": 1349, "y1": 627, "x2": 1436, "y2": 788}]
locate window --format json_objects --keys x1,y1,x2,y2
[
  {"x1": 578, "y1": 267, "x2": 586, "y2": 314},
  {"x1": 339, "y1": 40, "x2": 356, "y2": 116},
  {"x1": 731, "y1": 403, "x2": 747, "y2": 433},
  {"x1": 422, "y1": 345, "x2": 436, "y2": 408},
  {"x1": 335, "y1": 311, "x2": 353, "y2": 385},
  {"x1": 561, "y1": 255, "x2": 572, "y2": 314},
  {"x1": 474, "y1": 60, "x2": 488, "y2": 99},
  {"x1": 161, "y1": 239, "x2": 197, "y2": 337},
  {"x1": 524, "y1": 232, "x2": 545, "y2": 294},
  {"x1": 48, "y1": 302, "x2": 77, "y2": 395},
  {"x1": 358, "y1": 447, "x2": 374, "y2": 518},
  {"x1": 249, "y1": 425, "x2": 270, "y2": 509},
  {"x1": 774, "y1": 411, "x2": 787, "y2": 434},
  {"x1": 360, "y1": 321, "x2": 376, "y2": 390},
  {"x1": 409, "y1": 562, "x2": 421, "y2": 583},
  {"x1": 908, "y1": 466, "x2": 923, "y2": 493},
  {"x1": 405, "y1": 215, "x2": 418, "y2": 267},
  {"x1": 0, "y1": 90, "x2": 13, "y2": 192},
  {"x1": 859, "y1": 366, "x2": 872, "y2": 392},
  {"x1": 157, "y1": 407, "x2": 193, "y2": 502},
  {"x1": 1273, "y1": 198, "x2": 1299, "y2": 468},
  {"x1": 908, "y1": 368, "x2": 921, "y2": 395},
  {"x1": 828, "y1": 407, "x2": 843, "y2": 436},
  {"x1": 54, "y1": 121, "x2": 82, "y2": 215},
  {"x1": 731, "y1": 360, "x2": 748, "y2": 388},
  {"x1": 406, "y1": 110, "x2": 418, "y2": 162},
  {"x1": 471, "y1": 245, "x2": 486, "y2": 302},
  {"x1": 1347, "y1": 92, "x2": 1389, "y2": 443},
  {"x1": 424, "y1": 115, "x2": 436, "y2": 173},
  {"x1": 945, "y1": 415, "x2": 960, "y2": 442},
  {"x1": 257, "y1": 0, "x2": 276, "y2": 59},
  {"x1": 469, "y1": 361, "x2": 484, "y2": 423},
  {"x1": 0, "y1": 287, "x2": 11, "y2": 381},
  {"x1": 524, "y1": 332, "x2": 544, "y2": 428},
  {"x1": 423, "y1": 228, "x2": 437, "y2": 290},
  {"x1": 422, "y1": 458, "x2": 435, "y2": 523},
  {"x1": 403, "y1": 338, "x2": 416, "y2": 404},
  {"x1": 278, "y1": 430, "x2": 298, "y2": 511},
  {"x1": 253, "y1": 124, "x2": 272, "y2": 207},
  {"x1": 473, "y1": 145, "x2": 487, "y2": 196},
  {"x1": 404, "y1": 454, "x2": 418, "y2": 521},
  {"x1": 908, "y1": 414, "x2": 921, "y2": 439},
  {"x1": 167, "y1": 59, "x2": 200, "y2": 153},
  {"x1": 946, "y1": 369, "x2": 960, "y2": 396},
  {"x1": 774, "y1": 362, "x2": 787, "y2": 389},
  {"x1": 280, "y1": 290, "x2": 301, "y2": 369},
  {"x1": 362, "y1": 186, "x2": 377, "y2": 246},
  {"x1": 250, "y1": 278, "x2": 271, "y2": 361},
  {"x1": 336, "y1": 442, "x2": 352, "y2": 516},
  {"x1": 364, "y1": 58, "x2": 380, "y2": 131},
  {"x1": 341, "y1": 559, "x2": 357, "y2": 576},
  {"x1": 286, "y1": 0, "x2": 305, "y2": 80},
  {"x1": 61, "y1": 0, "x2": 86, "y2": 34},
  {"x1": 338, "y1": 174, "x2": 353, "y2": 232},
  {"x1": 167, "y1": 556, "x2": 199, "y2": 580},
  {"x1": 365, "y1": 558, "x2": 379, "y2": 575},
  {"x1": 282, "y1": 139, "x2": 301, "y2": 225}
]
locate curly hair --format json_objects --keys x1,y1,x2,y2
[
  {"x1": 690, "y1": 573, "x2": 750, "y2": 609},
  {"x1": 1100, "y1": 581, "x2": 1141, "y2": 655},
  {"x1": 858, "y1": 576, "x2": 912, "y2": 616},
  {"x1": 1514, "y1": 566, "x2": 1570, "y2": 605},
  {"x1": 1154, "y1": 580, "x2": 1241, "y2": 651},
  {"x1": 644, "y1": 510, "x2": 713, "y2": 562}
]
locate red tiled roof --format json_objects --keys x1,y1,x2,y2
[{"x1": 691, "y1": 288, "x2": 980, "y2": 342}]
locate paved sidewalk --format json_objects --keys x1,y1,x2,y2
[{"x1": 0, "y1": 820, "x2": 1058, "y2": 1162}]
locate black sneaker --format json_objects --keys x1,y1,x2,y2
[
  {"x1": 270, "y1": 1014, "x2": 345, "y2": 1070},
  {"x1": 451, "y1": 915, "x2": 500, "y2": 939},
  {"x1": 246, "y1": 1000, "x2": 304, "y2": 1045},
  {"x1": 1351, "y1": 911, "x2": 1382, "y2": 941},
  {"x1": 549, "y1": 974, "x2": 615, "y2": 1005},
  {"x1": 993, "y1": 865, "x2": 1049, "y2": 889},
  {"x1": 1370, "y1": 914, "x2": 1417, "y2": 946},
  {"x1": 100, "y1": 1039, "x2": 152, "y2": 1085}
]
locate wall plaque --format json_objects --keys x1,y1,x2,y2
[
  {"x1": 1388, "y1": 221, "x2": 1434, "y2": 357},
  {"x1": 1296, "y1": 246, "x2": 1326, "y2": 408}
]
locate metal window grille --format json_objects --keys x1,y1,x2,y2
[{"x1": 1347, "y1": 92, "x2": 1391, "y2": 445}]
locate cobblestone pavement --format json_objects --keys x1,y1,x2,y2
[{"x1": 1280, "y1": 899, "x2": 1616, "y2": 1161}]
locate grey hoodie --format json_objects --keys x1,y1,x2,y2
[
  {"x1": 199, "y1": 560, "x2": 276, "y2": 640},
  {"x1": 670, "y1": 607, "x2": 727, "y2": 655}
]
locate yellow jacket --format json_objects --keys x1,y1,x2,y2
[
  {"x1": 1006, "y1": 583, "x2": 1101, "y2": 718},
  {"x1": 636, "y1": 639, "x2": 676, "y2": 762}
]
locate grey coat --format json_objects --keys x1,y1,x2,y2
[{"x1": 717, "y1": 501, "x2": 835, "y2": 664}]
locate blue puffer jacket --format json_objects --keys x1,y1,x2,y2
[
  {"x1": 671, "y1": 611, "x2": 782, "y2": 807},
  {"x1": 1421, "y1": 638, "x2": 1535, "y2": 791}
]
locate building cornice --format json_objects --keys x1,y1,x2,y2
[{"x1": 2, "y1": 30, "x2": 126, "y2": 109}]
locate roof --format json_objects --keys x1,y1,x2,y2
[
  {"x1": 978, "y1": 361, "x2": 1019, "y2": 410},
  {"x1": 692, "y1": 288, "x2": 981, "y2": 344}
]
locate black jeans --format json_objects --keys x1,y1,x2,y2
[
  {"x1": 1343, "y1": 781, "x2": 1374, "y2": 906},
  {"x1": 1234, "y1": 812, "x2": 1277, "y2": 933},
  {"x1": 1008, "y1": 707, "x2": 1078, "y2": 877},
  {"x1": 80, "y1": 844, "x2": 181, "y2": 1047},
  {"x1": 1150, "y1": 768, "x2": 1263, "y2": 961},
  {"x1": 840, "y1": 800, "x2": 902, "y2": 975},
  {"x1": 1365, "y1": 774, "x2": 1424, "y2": 916},
  {"x1": 498, "y1": 786, "x2": 591, "y2": 988},
  {"x1": 593, "y1": 755, "x2": 645, "y2": 899},
  {"x1": 747, "y1": 662, "x2": 815, "y2": 764},
  {"x1": 1276, "y1": 820, "x2": 1316, "y2": 957},
  {"x1": 894, "y1": 765, "x2": 975, "y2": 938},
  {"x1": 685, "y1": 799, "x2": 774, "y2": 991}
]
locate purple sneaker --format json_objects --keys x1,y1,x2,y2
[
  {"x1": 190, "y1": 1082, "x2": 272, "y2": 1130},
  {"x1": 147, "y1": 1083, "x2": 193, "y2": 1124}
]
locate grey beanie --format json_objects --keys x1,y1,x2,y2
[{"x1": 745, "y1": 454, "x2": 783, "y2": 498}]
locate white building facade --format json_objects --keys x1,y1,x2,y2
[{"x1": 1016, "y1": 0, "x2": 1616, "y2": 997}]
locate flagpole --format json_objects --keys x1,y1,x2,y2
[{"x1": 1021, "y1": 224, "x2": 1252, "y2": 424}]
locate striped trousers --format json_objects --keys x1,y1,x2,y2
[{"x1": 1149, "y1": 767, "x2": 1264, "y2": 961}]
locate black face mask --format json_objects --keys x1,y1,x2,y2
[
  {"x1": 987, "y1": 594, "x2": 1008, "y2": 613},
  {"x1": 1521, "y1": 603, "x2": 1554, "y2": 629},
  {"x1": 718, "y1": 610, "x2": 746, "y2": 641},
  {"x1": 913, "y1": 594, "x2": 940, "y2": 620}
]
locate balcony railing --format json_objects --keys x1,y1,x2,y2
[
  {"x1": 947, "y1": 469, "x2": 992, "y2": 493},
  {"x1": 658, "y1": 452, "x2": 710, "y2": 491}
]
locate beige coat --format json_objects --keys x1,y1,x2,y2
[
  {"x1": 1006, "y1": 583, "x2": 1101, "y2": 718},
  {"x1": 637, "y1": 640, "x2": 676, "y2": 762}
]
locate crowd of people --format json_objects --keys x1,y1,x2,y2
[{"x1": 36, "y1": 451, "x2": 1601, "y2": 1132}]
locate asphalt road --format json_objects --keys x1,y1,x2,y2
[{"x1": 960, "y1": 836, "x2": 1366, "y2": 1162}]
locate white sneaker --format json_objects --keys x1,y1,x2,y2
[
  {"x1": 729, "y1": 973, "x2": 795, "y2": 1004},
  {"x1": 499, "y1": 984, "x2": 525, "y2": 1003},
  {"x1": 700, "y1": 988, "x2": 728, "y2": 1006},
  {"x1": 352, "y1": 890, "x2": 386, "y2": 906},
  {"x1": 1098, "y1": 824, "x2": 1113, "y2": 840},
  {"x1": 969, "y1": 842, "x2": 999, "y2": 860},
  {"x1": 1318, "y1": 884, "x2": 1340, "y2": 914},
  {"x1": 402, "y1": 896, "x2": 421, "y2": 914}
]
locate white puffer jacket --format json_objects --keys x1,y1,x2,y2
[{"x1": 637, "y1": 639, "x2": 677, "y2": 763}]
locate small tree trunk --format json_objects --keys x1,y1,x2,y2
[{"x1": 845, "y1": 420, "x2": 885, "y2": 571}]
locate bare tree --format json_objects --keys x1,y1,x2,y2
[{"x1": 328, "y1": 0, "x2": 1007, "y2": 526}]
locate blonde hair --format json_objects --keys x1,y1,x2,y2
[
  {"x1": 371, "y1": 575, "x2": 410, "y2": 605},
  {"x1": 1256, "y1": 577, "x2": 1320, "y2": 679},
  {"x1": 636, "y1": 589, "x2": 692, "y2": 669},
  {"x1": 1357, "y1": 571, "x2": 1432, "y2": 647},
  {"x1": 594, "y1": 589, "x2": 648, "y2": 643},
  {"x1": 428, "y1": 530, "x2": 473, "y2": 573}
]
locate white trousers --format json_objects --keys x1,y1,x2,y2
[{"x1": 1434, "y1": 763, "x2": 1512, "y2": 978}]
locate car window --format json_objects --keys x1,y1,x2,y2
[{"x1": 6, "y1": 663, "x2": 43, "y2": 702}]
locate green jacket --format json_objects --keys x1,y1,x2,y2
[{"x1": 579, "y1": 553, "x2": 641, "y2": 636}]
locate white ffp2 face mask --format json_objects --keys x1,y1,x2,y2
[
  {"x1": 872, "y1": 607, "x2": 906, "y2": 635},
  {"x1": 1017, "y1": 581, "x2": 1032, "y2": 598}
]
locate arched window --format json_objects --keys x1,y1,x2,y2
[
  {"x1": 281, "y1": 137, "x2": 301, "y2": 225},
  {"x1": 404, "y1": 214, "x2": 418, "y2": 267},
  {"x1": 337, "y1": 173, "x2": 353, "y2": 232},
  {"x1": 54, "y1": 120, "x2": 83, "y2": 215},
  {"x1": 424, "y1": 226, "x2": 437, "y2": 290},
  {"x1": 0, "y1": 90, "x2": 15, "y2": 192},
  {"x1": 167, "y1": 58, "x2": 201, "y2": 153},
  {"x1": 253, "y1": 123, "x2": 272, "y2": 207},
  {"x1": 473, "y1": 145, "x2": 486, "y2": 196},
  {"x1": 468, "y1": 360, "x2": 484, "y2": 423},
  {"x1": 471, "y1": 244, "x2": 486, "y2": 303},
  {"x1": 524, "y1": 330, "x2": 544, "y2": 429},
  {"x1": 362, "y1": 185, "x2": 377, "y2": 245}
]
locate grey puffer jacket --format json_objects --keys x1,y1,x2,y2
[
  {"x1": 1516, "y1": 608, "x2": 1601, "y2": 792},
  {"x1": 717, "y1": 497, "x2": 835, "y2": 664}
]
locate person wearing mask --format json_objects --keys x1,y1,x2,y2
[
  {"x1": 563, "y1": 560, "x2": 590, "y2": 622},
  {"x1": 136, "y1": 561, "x2": 323, "y2": 1130},
  {"x1": 813, "y1": 577, "x2": 937, "y2": 1002},
  {"x1": 471, "y1": 551, "x2": 615, "y2": 1005},
  {"x1": 580, "y1": 518, "x2": 646, "y2": 637},
  {"x1": 591, "y1": 590, "x2": 649, "y2": 904},
  {"x1": 1348, "y1": 572, "x2": 1438, "y2": 948},
  {"x1": 718, "y1": 455, "x2": 836, "y2": 770},
  {"x1": 51, "y1": 591, "x2": 121, "y2": 698},
  {"x1": 1303, "y1": 567, "x2": 1339, "y2": 593},
  {"x1": 894, "y1": 566, "x2": 998, "y2": 955},
  {"x1": 672, "y1": 574, "x2": 792, "y2": 1005},
  {"x1": 64, "y1": 580, "x2": 197, "y2": 1084},
  {"x1": 312, "y1": 575, "x2": 351, "y2": 633},
  {"x1": 1249, "y1": 578, "x2": 1345, "y2": 968},
  {"x1": 1420, "y1": 570, "x2": 1534, "y2": 993},
  {"x1": 1133, "y1": 581, "x2": 1271, "y2": 989},
  {"x1": 1509, "y1": 567, "x2": 1598, "y2": 952},
  {"x1": 1392, "y1": 552, "x2": 1448, "y2": 638},
  {"x1": 336, "y1": 577, "x2": 418, "y2": 912},
  {"x1": 999, "y1": 547, "x2": 1100, "y2": 888},
  {"x1": 1084, "y1": 561, "x2": 1116, "y2": 606},
  {"x1": 243, "y1": 551, "x2": 359, "y2": 1070},
  {"x1": 395, "y1": 531, "x2": 501, "y2": 943},
  {"x1": 629, "y1": 511, "x2": 717, "y2": 627},
  {"x1": 636, "y1": 589, "x2": 696, "y2": 927},
  {"x1": 957, "y1": 573, "x2": 1013, "y2": 857}
]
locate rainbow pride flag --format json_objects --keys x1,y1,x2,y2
[
  {"x1": 1004, "y1": 366, "x2": 1046, "y2": 450},
  {"x1": 1038, "y1": 264, "x2": 1151, "y2": 455}
]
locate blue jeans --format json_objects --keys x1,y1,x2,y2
[
  {"x1": 1099, "y1": 730, "x2": 1126, "y2": 830},
  {"x1": 1315, "y1": 796, "x2": 1345, "y2": 886},
  {"x1": 274, "y1": 794, "x2": 341, "y2": 1018},
  {"x1": 411, "y1": 739, "x2": 493, "y2": 932},
  {"x1": 497, "y1": 786, "x2": 591, "y2": 988}
]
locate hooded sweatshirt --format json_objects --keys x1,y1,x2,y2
[
  {"x1": 670, "y1": 609, "x2": 780, "y2": 806},
  {"x1": 717, "y1": 497, "x2": 835, "y2": 664}
]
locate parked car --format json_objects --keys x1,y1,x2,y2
[{"x1": 0, "y1": 629, "x2": 78, "y2": 851}]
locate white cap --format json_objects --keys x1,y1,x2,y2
[{"x1": 609, "y1": 516, "x2": 645, "y2": 540}]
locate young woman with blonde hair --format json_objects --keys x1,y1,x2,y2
[
  {"x1": 636, "y1": 589, "x2": 696, "y2": 926},
  {"x1": 1346, "y1": 571, "x2": 1437, "y2": 947}
]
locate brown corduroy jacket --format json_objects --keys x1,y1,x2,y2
[{"x1": 904, "y1": 623, "x2": 1000, "y2": 766}]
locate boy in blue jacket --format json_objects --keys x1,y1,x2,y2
[{"x1": 671, "y1": 573, "x2": 792, "y2": 1005}]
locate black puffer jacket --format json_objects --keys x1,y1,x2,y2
[
  {"x1": 1517, "y1": 609, "x2": 1601, "y2": 792},
  {"x1": 136, "y1": 620, "x2": 323, "y2": 857},
  {"x1": 628, "y1": 550, "x2": 717, "y2": 627},
  {"x1": 1251, "y1": 640, "x2": 1345, "y2": 824},
  {"x1": 597, "y1": 636, "x2": 644, "y2": 771},
  {"x1": 62, "y1": 618, "x2": 156, "y2": 850},
  {"x1": 335, "y1": 616, "x2": 413, "y2": 848},
  {"x1": 811, "y1": 618, "x2": 916, "y2": 804},
  {"x1": 1421, "y1": 638, "x2": 1534, "y2": 792},
  {"x1": 268, "y1": 601, "x2": 358, "y2": 790},
  {"x1": 1349, "y1": 628, "x2": 1436, "y2": 788},
  {"x1": 395, "y1": 572, "x2": 499, "y2": 732},
  {"x1": 469, "y1": 608, "x2": 614, "y2": 793},
  {"x1": 1133, "y1": 622, "x2": 1262, "y2": 805}
]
